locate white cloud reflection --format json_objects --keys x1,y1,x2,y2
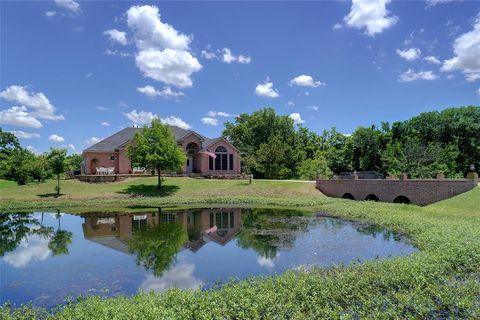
[
  {"x1": 140, "y1": 262, "x2": 203, "y2": 292},
  {"x1": 3, "y1": 235, "x2": 51, "y2": 268}
]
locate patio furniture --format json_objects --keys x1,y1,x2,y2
[{"x1": 133, "y1": 167, "x2": 146, "y2": 174}]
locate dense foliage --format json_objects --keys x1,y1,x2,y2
[
  {"x1": 0, "y1": 129, "x2": 82, "y2": 185},
  {"x1": 224, "y1": 106, "x2": 479, "y2": 179},
  {"x1": 128, "y1": 119, "x2": 186, "y2": 189}
]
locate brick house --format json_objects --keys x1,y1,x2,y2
[{"x1": 82, "y1": 126, "x2": 241, "y2": 175}]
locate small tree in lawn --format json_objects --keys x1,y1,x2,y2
[
  {"x1": 48, "y1": 148, "x2": 67, "y2": 196},
  {"x1": 128, "y1": 119, "x2": 186, "y2": 191}
]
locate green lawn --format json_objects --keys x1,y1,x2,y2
[{"x1": 1, "y1": 179, "x2": 480, "y2": 319}]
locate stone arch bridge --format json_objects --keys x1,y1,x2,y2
[{"x1": 316, "y1": 175, "x2": 478, "y2": 206}]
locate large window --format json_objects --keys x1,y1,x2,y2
[{"x1": 214, "y1": 146, "x2": 229, "y2": 170}]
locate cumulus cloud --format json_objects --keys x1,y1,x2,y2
[
  {"x1": 126, "y1": 5, "x2": 202, "y2": 88},
  {"x1": 3, "y1": 235, "x2": 51, "y2": 268},
  {"x1": 104, "y1": 49, "x2": 132, "y2": 58},
  {"x1": 206, "y1": 111, "x2": 232, "y2": 117},
  {"x1": 426, "y1": 0, "x2": 456, "y2": 7},
  {"x1": 68, "y1": 144, "x2": 76, "y2": 151},
  {"x1": 289, "y1": 74, "x2": 326, "y2": 87},
  {"x1": 45, "y1": 11, "x2": 57, "y2": 18},
  {"x1": 9, "y1": 131, "x2": 41, "y2": 139},
  {"x1": 54, "y1": 0, "x2": 80, "y2": 13},
  {"x1": 104, "y1": 29, "x2": 128, "y2": 45},
  {"x1": 140, "y1": 263, "x2": 203, "y2": 292},
  {"x1": 136, "y1": 85, "x2": 185, "y2": 99},
  {"x1": 307, "y1": 106, "x2": 319, "y2": 111},
  {"x1": 26, "y1": 145, "x2": 39, "y2": 154},
  {"x1": 49, "y1": 134, "x2": 65, "y2": 143},
  {"x1": 123, "y1": 110, "x2": 191, "y2": 129},
  {"x1": 343, "y1": 0, "x2": 398, "y2": 37},
  {"x1": 396, "y1": 48, "x2": 421, "y2": 61},
  {"x1": 201, "y1": 47, "x2": 251, "y2": 64},
  {"x1": 424, "y1": 56, "x2": 441, "y2": 64},
  {"x1": 0, "y1": 85, "x2": 64, "y2": 123},
  {"x1": 289, "y1": 112, "x2": 305, "y2": 125},
  {"x1": 286, "y1": 101, "x2": 295, "y2": 107},
  {"x1": 441, "y1": 15, "x2": 480, "y2": 82},
  {"x1": 332, "y1": 23, "x2": 343, "y2": 30},
  {"x1": 0, "y1": 106, "x2": 43, "y2": 128},
  {"x1": 399, "y1": 69, "x2": 438, "y2": 82},
  {"x1": 201, "y1": 117, "x2": 218, "y2": 126},
  {"x1": 255, "y1": 79, "x2": 280, "y2": 98},
  {"x1": 101, "y1": 122, "x2": 110, "y2": 127},
  {"x1": 86, "y1": 137, "x2": 102, "y2": 145}
]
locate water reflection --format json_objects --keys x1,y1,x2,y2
[{"x1": 1, "y1": 207, "x2": 416, "y2": 308}]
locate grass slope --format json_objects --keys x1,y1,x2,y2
[{"x1": 1, "y1": 179, "x2": 480, "y2": 319}]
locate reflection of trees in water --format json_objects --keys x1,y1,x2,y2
[
  {"x1": 0, "y1": 212, "x2": 54, "y2": 256},
  {"x1": 355, "y1": 224, "x2": 400, "y2": 241},
  {"x1": 237, "y1": 208, "x2": 311, "y2": 259},
  {"x1": 48, "y1": 210, "x2": 73, "y2": 256},
  {"x1": 128, "y1": 222, "x2": 187, "y2": 277}
]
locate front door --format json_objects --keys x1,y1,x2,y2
[{"x1": 186, "y1": 156, "x2": 193, "y2": 173}]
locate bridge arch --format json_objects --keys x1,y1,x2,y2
[
  {"x1": 342, "y1": 193, "x2": 355, "y2": 200},
  {"x1": 365, "y1": 194, "x2": 380, "y2": 202},
  {"x1": 393, "y1": 195, "x2": 411, "y2": 204}
]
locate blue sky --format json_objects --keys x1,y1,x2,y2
[{"x1": 1, "y1": 0, "x2": 479, "y2": 154}]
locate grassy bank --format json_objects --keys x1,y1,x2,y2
[{"x1": 1, "y1": 179, "x2": 480, "y2": 319}]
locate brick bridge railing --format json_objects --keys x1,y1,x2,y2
[{"x1": 316, "y1": 173, "x2": 478, "y2": 205}]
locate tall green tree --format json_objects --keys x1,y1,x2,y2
[
  {"x1": 48, "y1": 148, "x2": 67, "y2": 195},
  {"x1": 128, "y1": 119, "x2": 186, "y2": 190}
]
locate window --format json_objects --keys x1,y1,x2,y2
[
  {"x1": 214, "y1": 145, "x2": 228, "y2": 170},
  {"x1": 186, "y1": 143, "x2": 197, "y2": 155},
  {"x1": 110, "y1": 155, "x2": 115, "y2": 161},
  {"x1": 229, "y1": 154, "x2": 233, "y2": 171},
  {"x1": 209, "y1": 156, "x2": 213, "y2": 170}
]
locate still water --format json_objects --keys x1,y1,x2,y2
[{"x1": 0, "y1": 208, "x2": 416, "y2": 308}]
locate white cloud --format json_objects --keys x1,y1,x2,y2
[
  {"x1": 477, "y1": 87, "x2": 480, "y2": 96},
  {"x1": 0, "y1": 106, "x2": 43, "y2": 128},
  {"x1": 332, "y1": 23, "x2": 343, "y2": 30},
  {"x1": 221, "y1": 48, "x2": 251, "y2": 64},
  {"x1": 126, "y1": 5, "x2": 202, "y2": 88},
  {"x1": 85, "y1": 72, "x2": 94, "y2": 79},
  {"x1": 139, "y1": 263, "x2": 203, "y2": 292},
  {"x1": 289, "y1": 112, "x2": 305, "y2": 125},
  {"x1": 343, "y1": 0, "x2": 398, "y2": 37},
  {"x1": 86, "y1": 137, "x2": 101, "y2": 145},
  {"x1": 101, "y1": 122, "x2": 110, "y2": 127},
  {"x1": 201, "y1": 117, "x2": 218, "y2": 126},
  {"x1": 68, "y1": 144, "x2": 76, "y2": 151},
  {"x1": 104, "y1": 49, "x2": 132, "y2": 58},
  {"x1": 396, "y1": 48, "x2": 421, "y2": 61},
  {"x1": 441, "y1": 16, "x2": 480, "y2": 82},
  {"x1": 286, "y1": 101, "x2": 295, "y2": 107},
  {"x1": 124, "y1": 110, "x2": 157, "y2": 126},
  {"x1": 45, "y1": 11, "x2": 57, "y2": 18},
  {"x1": 135, "y1": 48, "x2": 202, "y2": 88},
  {"x1": 161, "y1": 116, "x2": 191, "y2": 130},
  {"x1": 54, "y1": 0, "x2": 80, "y2": 13},
  {"x1": 207, "y1": 111, "x2": 232, "y2": 117},
  {"x1": 96, "y1": 106, "x2": 110, "y2": 111},
  {"x1": 9, "y1": 131, "x2": 41, "y2": 139},
  {"x1": 289, "y1": 74, "x2": 326, "y2": 87},
  {"x1": 3, "y1": 235, "x2": 51, "y2": 268},
  {"x1": 424, "y1": 56, "x2": 441, "y2": 64},
  {"x1": 49, "y1": 134, "x2": 65, "y2": 143},
  {"x1": 0, "y1": 85, "x2": 64, "y2": 121},
  {"x1": 123, "y1": 110, "x2": 191, "y2": 129},
  {"x1": 426, "y1": 0, "x2": 456, "y2": 7},
  {"x1": 136, "y1": 85, "x2": 185, "y2": 99},
  {"x1": 307, "y1": 106, "x2": 319, "y2": 111},
  {"x1": 255, "y1": 79, "x2": 280, "y2": 98},
  {"x1": 399, "y1": 69, "x2": 438, "y2": 82},
  {"x1": 201, "y1": 49, "x2": 217, "y2": 60},
  {"x1": 104, "y1": 29, "x2": 128, "y2": 45},
  {"x1": 26, "y1": 145, "x2": 39, "y2": 154}
]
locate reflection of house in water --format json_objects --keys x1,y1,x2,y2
[{"x1": 81, "y1": 208, "x2": 242, "y2": 254}]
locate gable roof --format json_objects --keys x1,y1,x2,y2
[{"x1": 83, "y1": 125, "x2": 238, "y2": 153}]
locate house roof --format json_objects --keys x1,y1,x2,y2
[{"x1": 83, "y1": 125, "x2": 233, "y2": 153}]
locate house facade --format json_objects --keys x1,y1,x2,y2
[{"x1": 82, "y1": 126, "x2": 241, "y2": 175}]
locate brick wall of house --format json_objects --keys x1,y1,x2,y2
[
  {"x1": 316, "y1": 178, "x2": 477, "y2": 205},
  {"x1": 204, "y1": 139, "x2": 241, "y2": 174},
  {"x1": 83, "y1": 151, "x2": 119, "y2": 174}
]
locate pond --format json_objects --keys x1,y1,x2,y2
[{"x1": 0, "y1": 207, "x2": 416, "y2": 309}]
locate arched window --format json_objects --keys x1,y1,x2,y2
[
  {"x1": 214, "y1": 145, "x2": 229, "y2": 170},
  {"x1": 186, "y1": 142, "x2": 197, "y2": 155}
]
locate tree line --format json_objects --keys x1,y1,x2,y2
[
  {"x1": 0, "y1": 129, "x2": 82, "y2": 192},
  {"x1": 223, "y1": 106, "x2": 479, "y2": 179}
]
